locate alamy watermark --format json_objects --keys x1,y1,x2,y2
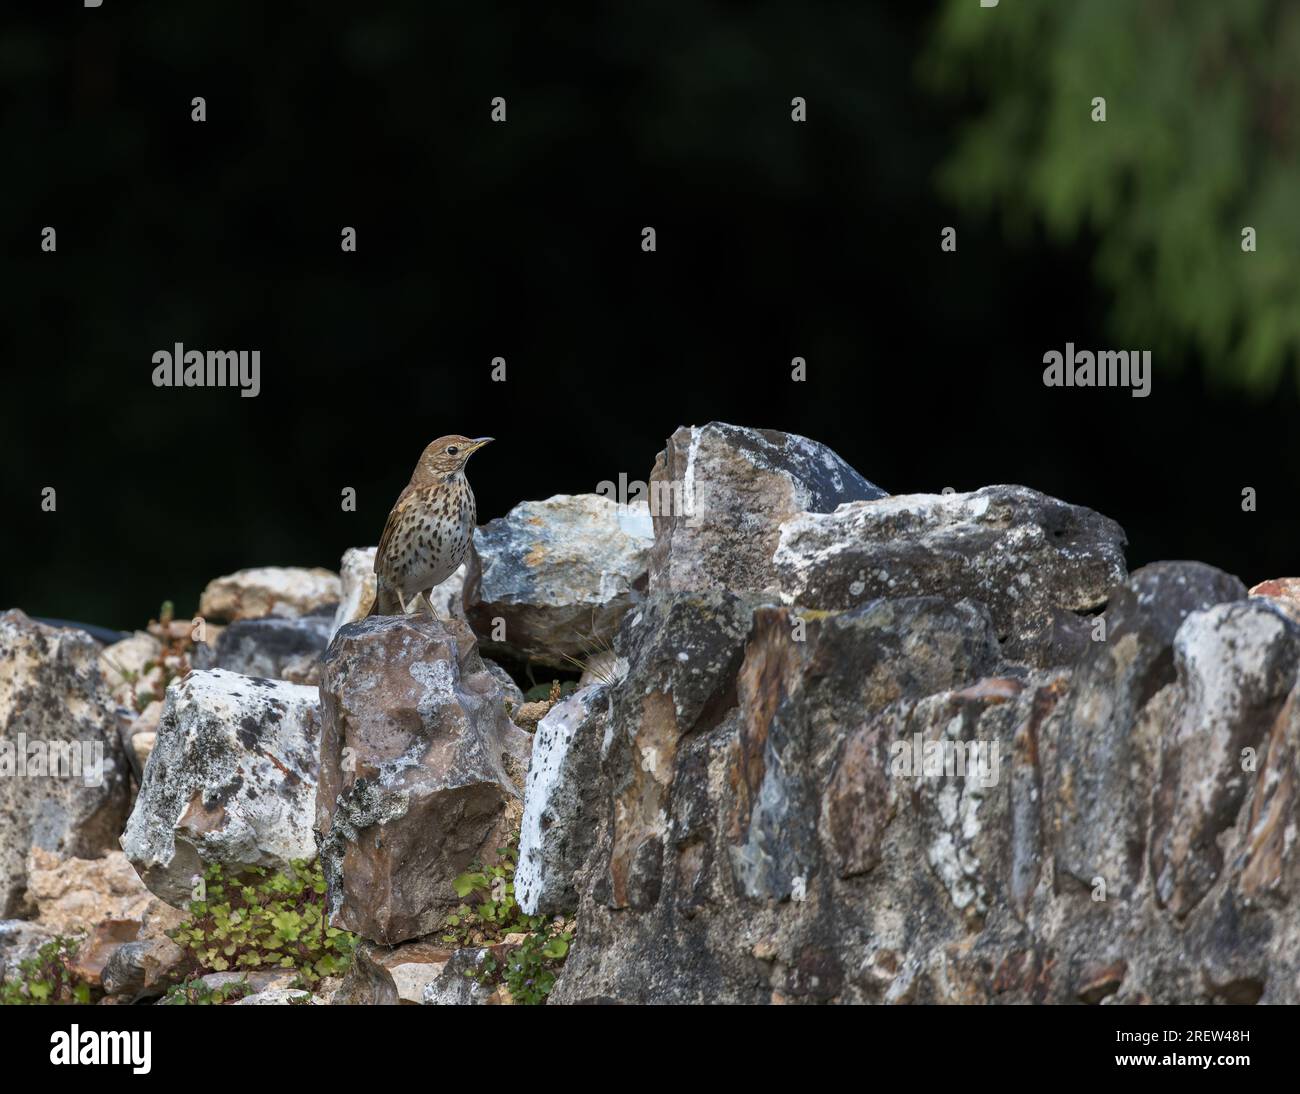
[
  {"x1": 596, "y1": 472, "x2": 703, "y2": 524},
  {"x1": 890, "y1": 734, "x2": 1000, "y2": 789},
  {"x1": 1042, "y1": 343, "x2": 1151, "y2": 398},
  {"x1": 0, "y1": 733, "x2": 104, "y2": 787},
  {"x1": 152, "y1": 344, "x2": 260, "y2": 398}
]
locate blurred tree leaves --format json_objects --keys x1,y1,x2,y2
[{"x1": 923, "y1": 0, "x2": 1300, "y2": 393}]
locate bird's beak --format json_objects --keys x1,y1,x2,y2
[{"x1": 467, "y1": 437, "x2": 494, "y2": 455}]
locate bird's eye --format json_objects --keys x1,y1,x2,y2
[{"x1": 447, "y1": 446, "x2": 459, "y2": 455}]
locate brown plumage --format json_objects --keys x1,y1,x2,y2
[{"x1": 369, "y1": 435, "x2": 493, "y2": 616}]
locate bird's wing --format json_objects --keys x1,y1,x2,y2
[{"x1": 374, "y1": 485, "x2": 413, "y2": 570}]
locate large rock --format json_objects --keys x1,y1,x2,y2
[
  {"x1": 0, "y1": 610, "x2": 131, "y2": 916},
  {"x1": 1049, "y1": 562, "x2": 1246, "y2": 900},
  {"x1": 1149, "y1": 598, "x2": 1300, "y2": 917},
  {"x1": 464, "y1": 494, "x2": 653, "y2": 668},
  {"x1": 191, "y1": 609, "x2": 334, "y2": 685},
  {"x1": 773, "y1": 485, "x2": 1128, "y2": 666},
  {"x1": 647, "y1": 422, "x2": 886, "y2": 598},
  {"x1": 551, "y1": 523, "x2": 1300, "y2": 1003},
  {"x1": 316, "y1": 615, "x2": 532, "y2": 945},
  {"x1": 198, "y1": 566, "x2": 341, "y2": 622},
  {"x1": 516, "y1": 685, "x2": 610, "y2": 915},
  {"x1": 24, "y1": 848, "x2": 181, "y2": 936},
  {"x1": 552, "y1": 591, "x2": 1003, "y2": 1003},
  {"x1": 120, "y1": 669, "x2": 321, "y2": 905}
]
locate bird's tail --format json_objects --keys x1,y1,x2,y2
[{"x1": 368, "y1": 576, "x2": 403, "y2": 617}]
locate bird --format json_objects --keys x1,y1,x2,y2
[{"x1": 369, "y1": 435, "x2": 493, "y2": 617}]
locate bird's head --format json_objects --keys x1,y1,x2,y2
[{"x1": 417, "y1": 434, "x2": 493, "y2": 477}]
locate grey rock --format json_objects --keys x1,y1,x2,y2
[
  {"x1": 0, "y1": 919, "x2": 56, "y2": 983},
  {"x1": 120, "y1": 669, "x2": 321, "y2": 906},
  {"x1": 552, "y1": 589, "x2": 1002, "y2": 1003},
  {"x1": 464, "y1": 494, "x2": 653, "y2": 668},
  {"x1": 198, "y1": 566, "x2": 340, "y2": 623},
  {"x1": 647, "y1": 422, "x2": 886, "y2": 598},
  {"x1": 1150, "y1": 598, "x2": 1300, "y2": 917},
  {"x1": 316, "y1": 615, "x2": 532, "y2": 944},
  {"x1": 482, "y1": 658, "x2": 525, "y2": 713},
  {"x1": 191, "y1": 609, "x2": 333, "y2": 685},
  {"x1": 1050, "y1": 562, "x2": 1247, "y2": 900},
  {"x1": 773, "y1": 485, "x2": 1128, "y2": 666},
  {"x1": 234, "y1": 988, "x2": 318, "y2": 1005},
  {"x1": 516, "y1": 684, "x2": 610, "y2": 915},
  {"x1": 420, "y1": 949, "x2": 500, "y2": 1005},
  {"x1": 334, "y1": 939, "x2": 457, "y2": 1004},
  {"x1": 0, "y1": 610, "x2": 131, "y2": 916},
  {"x1": 101, "y1": 936, "x2": 185, "y2": 1000}
]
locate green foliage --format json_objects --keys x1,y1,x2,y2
[
  {"x1": 501, "y1": 928, "x2": 570, "y2": 1006},
  {"x1": 0, "y1": 937, "x2": 92, "y2": 1005},
  {"x1": 159, "y1": 977, "x2": 251, "y2": 1006},
  {"x1": 924, "y1": 0, "x2": 1300, "y2": 391},
  {"x1": 443, "y1": 842, "x2": 573, "y2": 1005},
  {"x1": 169, "y1": 859, "x2": 355, "y2": 987}
]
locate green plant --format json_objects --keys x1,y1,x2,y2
[
  {"x1": 924, "y1": 0, "x2": 1300, "y2": 393},
  {"x1": 501, "y1": 928, "x2": 572, "y2": 1005},
  {"x1": 0, "y1": 937, "x2": 92, "y2": 1005},
  {"x1": 168, "y1": 859, "x2": 355, "y2": 988},
  {"x1": 442, "y1": 841, "x2": 573, "y2": 1005},
  {"x1": 158, "y1": 977, "x2": 251, "y2": 1005}
]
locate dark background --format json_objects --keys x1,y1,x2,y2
[{"x1": 1, "y1": 2, "x2": 1294, "y2": 630}]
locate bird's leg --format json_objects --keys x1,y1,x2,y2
[
  {"x1": 418, "y1": 590, "x2": 442, "y2": 621},
  {"x1": 396, "y1": 590, "x2": 409, "y2": 615}
]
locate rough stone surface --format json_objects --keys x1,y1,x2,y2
[
  {"x1": 334, "y1": 939, "x2": 456, "y2": 1004},
  {"x1": 68, "y1": 919, "x2": 142, "y2": 987},
  {"x1": 420, "y1": 948, "x2": 505, "y2": 1005},
  {"x1": 0, "y1": 919, "x2": 55, "y2": 982},
  {"x1": 647, "y1": 422, "x2": 886, "y2": 599},
  {"x1": 773, "y1": 486, "x2": 1128, "y2": 666},
  {"x1": 483, "y1": 658, "x2": 525, "y2": 714},
  {"x1": 234, "y1": 987, "x2": 320, "y2": 1005},
  {"x1": 1149, "y1": 598, "x2": 1300, "y2": 917},
  {"x1": 552, "y1": 592, "x2": 1003, "y2": 1002},
  {"x1": 198, "y1": 566, "x2": 341, "y2": 622},
  {"x1": 316, "y1": 615, "x2": 532, "y2": 945},
  {"x1": 191, "y1": 609, "x2": 333, "y2": 685},
  {"x1": 464, "y1": 494, "x2": 653, "y2": 668},
  {"x1": 541, "y1": 535, "x2": 1300, "y2": 1004},
  {"x1": 120, "y1": 669, "x2": 321, "y2": 906},
  {"x1": 24, "y1": 848, "x2": 182, "y2": 936},
  {"x1": 38, "y1": 421, "x2": 1300, "y2": 1006},
  {"x1": 516, "y1": 685, "x2": 610, "y2": 915},
  {"x1": 101, "y1": 935, "x2": 185, "y2": 1000},
  {"x1": 0, "y1": 610, "x2": 131, "y2": 916},
  {"x1": 1050, "y1": 563, "x2": 1247, "y2": 900}
]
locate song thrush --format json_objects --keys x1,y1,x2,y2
[{"x1": 370, "y1": 435, "x2": 493, "y2": 616}]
